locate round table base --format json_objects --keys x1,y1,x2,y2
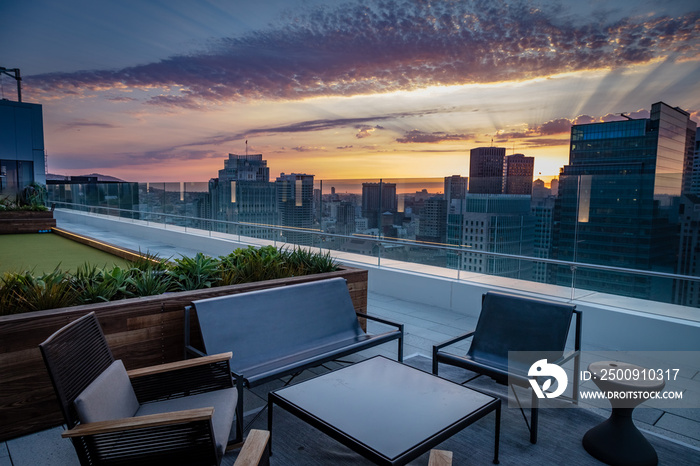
[{"x1": 582, "y1": 411, "x2": 658, "y2": 466}]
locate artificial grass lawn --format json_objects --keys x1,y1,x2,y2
[{"x1": 0, "y1": 233, "x2": 132, "y2": 275}]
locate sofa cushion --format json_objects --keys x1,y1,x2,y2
[
  {"x1": 74, "y1": 360, "x2": 140, "y2": 423},
  {"x1": 135, "y1": 387, "x2": 237, "y2": 458}
]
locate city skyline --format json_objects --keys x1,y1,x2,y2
[{"x1": 2, "y1": 0, "x2": 699, "y2": 182}]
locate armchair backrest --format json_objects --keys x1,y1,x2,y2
[
  {"x1": 467, "y1": 292, "x2": 576, "y2": 373},
  {"x1": 39, "y1": 312, "x2": 114, "y2": 429}
]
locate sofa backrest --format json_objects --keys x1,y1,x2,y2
[{"x1": 191, "y1": 278, "x2": 362, "y2": 371}]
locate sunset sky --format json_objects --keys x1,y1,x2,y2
[{"x1": 2, "y1": 0, "x2": 699, "y2": 183}]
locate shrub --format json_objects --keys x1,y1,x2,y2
[
  {"x1": 168, "y1": 253, "x2": 220, "y2": 290},
  {"x1": 219, "y1": 246, "x2": 288, "y2": 285},
  {"x1": 127, "y1": 269, "x2": 172, "y2": 297},
  {"x1": 0, "y1": 246, "x2": 339, "y2": 314},
  {"x1": 72, "y1": 264, "x2": 120, "y2": 304},
  {"x1": 4, "y1": 269, "x2": 77, "y2": 313},
  {"x1": 285, "y1": 247, "x2": 338, "y2": 276}
]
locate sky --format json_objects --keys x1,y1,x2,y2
[{"x1": 2, "y1": 0, "x2": 699, "y2": 183}]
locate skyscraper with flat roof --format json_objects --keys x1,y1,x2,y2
[
  {"x1": 361, "y1": 182, "x2": 397, "y2": 229},
  {"x1": 551, "y1": 102, "x2": 697, "y2": 301},
  {"x1": 277, "y1": 173, "x2": 315, "y2": 245},
  {"x1": 447, "y1": 194, "x2": 534, "y2": 279},
  {"x1": 444, "y1": 175, "x2": 468, "y2": 203},
  {"x1": 0, "y1": 100, "x2": 46, "y2": 195},
  {"x1": 504, "y1": 153, "x2": 534, "y2": 195},
  {"x1": 469, "y1": 147, "x2": 505, "y2": 194}
]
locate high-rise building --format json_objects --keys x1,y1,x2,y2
[
  {"x1": 469, "y1": 147, "x2": 505, "y2": 194},
  {"x1": 531, "y1": 194, "x2": 555, "y2": 283},
  {"x1": 444, "y1": 175, "x2": 468, "y2": 202},
  {"x1": 444, "y1": 175, "x2": 468, "y2": 214},
  {"x1": 690, "y1": 129, "x2": 700, "y2": 195},
  {"x1": 218, "y1": 153, "x2": 269, "y2": 181},
  {"x1": 416, "y1": 197, "x2": 447, "y2": 244},
  {"x1": 210, "y1": 154, "x2": 276, "y2": 238},
  {"x1": 0, "y1": 99, "x2": 46, "y2": 195},
  {"x1": 675, "y1": 194, "x2": 700, "y2": 306},
  {"x1": 551, "y1": 102, "x2": 697, "y2": 302},
  {"x1": 504, "y1": 154, "x2": 534, "y2": 195},
  {"x1": 276, "y1": 173, "x2": 315, "y2": 245},
  {"x1": 336, "y1": 201, "x2": 356, "y2": 236},
  {"x1": 447, "y1": 194, "x2": 534, "y2": 279},
  {"x1": 361, "y1": 182, "x2": 397, "y2": 229}
]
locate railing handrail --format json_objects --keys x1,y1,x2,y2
[{"x1": 50, "y1": 200, "x2": 700, "y2": 284}]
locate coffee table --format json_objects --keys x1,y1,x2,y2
[{"x1": 268, "y1": 356, "x2": 501, "y2": 465}]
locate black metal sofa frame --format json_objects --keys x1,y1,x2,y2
[
  {"x1": 432, "y1": 291, "x2": 581, "y2": 444},
  {"x1": 184, "y1": 277, "x2": 404, "y2": 442}
]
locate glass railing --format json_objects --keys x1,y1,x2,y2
[{"x1": 46, "y1": 174, "x2": 700, "y2": 314}]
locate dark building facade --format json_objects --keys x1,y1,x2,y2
[
  {"x1": 0, "y1": 100, "x2": 46, "y2": 195},
  {"x1": 551, "y1": 102, "x2": 697, "y2": 302},
  {"x1": 210, "y1": 154, "x2": 277, "y2": 238},
  {"x1": 416, "y1": 197, "x2": 447, "y2": 244},
  {"x1": 276, "y1": 173, "x2": 315, "y2": 245},
  {"x1": 361, "y1": 182, "x2": 397, "y2": 229},
  {"x1": 504, "y1": 153, "x2": 534, "y2": 195},
  {"x1": 469, "y1": 147, "x2": 505, "y2": 194}
]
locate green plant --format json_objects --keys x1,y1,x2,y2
[
  {"x1": 0, "y1": 272, "x2": 25, "y2": 315},
  {"x1": 285, "y1": 247, "x2": 338, "y2": 275},
  {"x1": 128, "y1": 250, "x2": 169, "y2": 273},
  {"x1": 72, "y1": 264, "x2": 120, "y2": 304},
  {"x1": 127, "y1": 269, "x2": 172, "y2": 297},
  {"x1": 0, "y1": 193, "x2": 48, "y2": 211},
  {"x1": 0, "y1": 246, "x2": 341, "y2": 316},
  {"x1": 219, "y1": 246, "x2": 288, "y2": 285},
  {"x1": 101, "y1": 266, "x2": 132, "y2": 300},
  {"x1": 19, "y1": 182, "x2": 47, "y2": 208},
  {"x1": 6, "y1": 269, "x2": 77, "y2": 313},
  {"x1": 168, "y1": 253, "x2": 220, "y2": 290}
]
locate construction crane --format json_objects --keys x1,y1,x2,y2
[{"x1": 0, "y1": 67, "x2": 22, "y2": 102}]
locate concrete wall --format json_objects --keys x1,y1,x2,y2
[{"x1": 365, "y1": 266, "x2": 700, "y2": 357}]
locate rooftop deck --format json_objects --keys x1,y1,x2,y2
[{"x1": 2, "y1": 212, "x2": 699, "y2": 465}]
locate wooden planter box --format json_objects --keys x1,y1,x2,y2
[
  {"x1": 0, "y1": 266, "x2": 367, "y2": 441},
  {"x1": 0, "y1": 210, "x2": 56, "y2": 234}
]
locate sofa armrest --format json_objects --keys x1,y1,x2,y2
[
  {"x1": 356, "y1": 312, "x2": 403, "y2": 331},
  {"x1": 62, "y1": 407, "x2": 213, "y2": 438}
]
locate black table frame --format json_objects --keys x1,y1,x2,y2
[{"x1": 268, "y1": 356, "x2": 501, "y2": 465}]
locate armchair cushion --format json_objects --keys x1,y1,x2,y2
[
  {"x1": 74, "y1": 360, "x2": 140, "y2": 423},
  {"x1": 136, "y1": 387, "x2": 238, "y2": 458}
]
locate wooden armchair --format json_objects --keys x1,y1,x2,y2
[{"x1": 40, "y1": 312, "x2": 267, "y2": 466}]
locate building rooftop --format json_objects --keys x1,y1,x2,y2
[{"x1": 1, "y1": 213, "x2": 699, "y2": 464}]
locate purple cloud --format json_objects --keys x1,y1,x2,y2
[
  {"x1": 396, "y1": 129, "x2": 472, "y2": 143},
  {"x1": 25, "y1": 1, "x2": 700, "y2": 106}
]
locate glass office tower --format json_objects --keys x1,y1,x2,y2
[{"x1": 551, "y1": 102, "x2": 697, "y2": 302}]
